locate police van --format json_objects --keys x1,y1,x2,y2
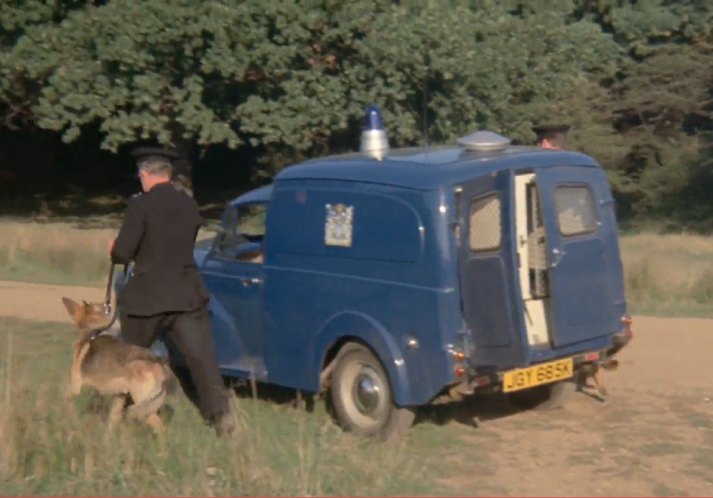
[{"x1": 195, "y1": 107, "x2": 633, "y2": 439}]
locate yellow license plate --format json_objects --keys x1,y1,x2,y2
[{"x1": 502, "y1": 358, "x2": 574, "y2": 393}]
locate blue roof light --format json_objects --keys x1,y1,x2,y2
[
  {"x1": 360, "y1": 105, "x2": 389, "y2": 160},
  {"x1": 364, "y1": 105, "x2": 384, "y2": 131}
]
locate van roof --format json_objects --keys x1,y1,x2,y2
[{"x1": 275, "y1": 145, "x2": 600, "y2": 190}]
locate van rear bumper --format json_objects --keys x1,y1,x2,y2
[
  {"x1": 465, "y1": 325, "x2": 633, "y2": 394},
  {"x1": 606, "y1": 326, "x2": 633, "y2": 358}
]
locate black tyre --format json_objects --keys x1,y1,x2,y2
[
  {"x1": 330, "y1": 344, "x2": 415, "y2": 440},
  {"x1": 507, "y1": 380, "x2": 576, "y2": 411}
]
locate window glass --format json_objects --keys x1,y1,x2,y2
[
  {"x1": 235, "y1": 204, "x2": 267, "y2": 239},
  {"x1": 469, "y1": 195, "x2": 501, "y2": 252},
  {"x1": 554, "y1": 187, "x2": 597, "y2": 236},
  {"x1": 214, "y1": 203, "x2": 267, "y2": 263}
]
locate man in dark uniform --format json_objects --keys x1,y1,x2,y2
[
  {"x1": 533, "y1": 123, "x2": 570, "y2": 150},
  {"x1": 111, "y1": 148, "x2": 235, "y2": 437}
]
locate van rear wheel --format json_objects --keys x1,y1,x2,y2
[
  {"x1": 507, "y1": 380, "x2": 576, "y2": 411},
  {"x1": 330, "y1": 344, "x2": 415, "y2": 440}
]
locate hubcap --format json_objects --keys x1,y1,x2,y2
[{"x1": 353, "y1": 370, "x2": 381, "y2": 415}]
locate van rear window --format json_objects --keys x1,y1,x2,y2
[
  {"x1": 554, "y1": 186, "x2": 597, "y2": 236},
  {"x1": 469, "y1": 194, "x2": 501, "y2": 252}
]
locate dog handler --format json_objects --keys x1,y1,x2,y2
[{"x1": 110, "y1": 148, "x2": 235, "y2": 437}]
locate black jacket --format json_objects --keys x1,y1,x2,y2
[{"x1": 111, "y1": 182, "x2": 209, "y2": 316}]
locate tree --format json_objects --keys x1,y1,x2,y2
[
  {"x1": 0, "y1": 0, "x2": 95, "y2": 129},
  {"x1": 601, "y1": 1, "x2": 713, "y2": 222}
]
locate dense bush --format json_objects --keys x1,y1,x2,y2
[{"x1": 1, "y1": 0, "x2": 711, "y2": 226}]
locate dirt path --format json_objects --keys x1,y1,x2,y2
[
  {"x1": 434, "y1": 315, "x2": 713, "y2": 496},
  {"x1": 0, "y1": 280, "x2": 103, "y2": 323},
  {"x1": 1, "y1": 279, "x2": 712, "y2": 495}
]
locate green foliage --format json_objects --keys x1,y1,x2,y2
[{"x1": 0, "y1": 0, "x2": 712, "y2": 226}]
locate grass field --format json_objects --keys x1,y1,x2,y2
[
  {"x1": 0, "y1": 318, "x2": 458, "y2": 496},
  {"x1": 0, "y1": 219, "x2": 217, "y2": 286},
  {"x1": 619, "y1": 232, "x2": 713, "y2": 317},
  {"x1": 2, "y1": 217, "x2": 713, "y2": 496},
  {"x1": 1, "y1": 217, "x2": 711, "y2": 317}
]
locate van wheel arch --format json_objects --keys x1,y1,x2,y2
[{"x1": 325, "y1": 341, "x2": 414, "y2": 440}]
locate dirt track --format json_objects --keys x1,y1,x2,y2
[
  {"x1": 0, "y1": 280, "x2": 106, "y2": 323},
  {"x1": 1, "y1": 279, "x2": 712, "y2": 496},
  {"x1": 437, "y1": 314, "x2": 713, "y2": 496}
]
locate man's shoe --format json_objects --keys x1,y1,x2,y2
[{"x1": 213, "y1": 412, "x2": 236, "y2": 438}]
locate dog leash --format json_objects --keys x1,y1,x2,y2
[{"x1": 87, "y1": 262, "x2": 128, "y2": 341}]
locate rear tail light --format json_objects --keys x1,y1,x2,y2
[
  {"x1": 584, "y1": 351, "x2": 599, "y2": 362},
  {"x1": 621, "y1": 315, "x2": 634, "y2": 338}
]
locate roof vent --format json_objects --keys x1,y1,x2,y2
[
  {"x1": 360, "y1": 105, "x2": 389, "y2": 161},
  {"x1": 458, "y1": 130, "x2": 510, "y2": 152}
]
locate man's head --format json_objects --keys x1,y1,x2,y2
[
  {"x1": 131, "y1": 147, "x2": 179, "y2": 192},
  {"x1": 532, "y1": 124, "x2": 570, "y2": 150}
]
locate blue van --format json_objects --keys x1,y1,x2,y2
[{"x1": 195, "y1": 109, "x2": 633, "y2": 439}]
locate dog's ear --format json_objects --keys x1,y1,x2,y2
[{"x1": 61, "y1": 297, "x2": 84, "y2": 324}]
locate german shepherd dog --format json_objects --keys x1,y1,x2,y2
[
  {"x1": 62, "y1": 297, "x2": 175, "y2": 435},
  {"x1": 577, "y1": 358, "x2": 620, "y2": 398}
]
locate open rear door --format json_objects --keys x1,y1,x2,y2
[
  {"x1": 457, "y1": 171, "x2": 526, "y2": 369},
  {"x1": 536, "y1": 166, "x2": 623, "y2": 348}
]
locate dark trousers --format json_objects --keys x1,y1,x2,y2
[{"x1": 120, "y1": 307, "x2": 229, "y2": 422}]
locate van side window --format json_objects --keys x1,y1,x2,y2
[
  {"x1": 554, "y1": 186, "x2": 597, "y2": 236},
  {"x1": 215, "y1": 203, "x2": 267, "y2": 264},
  {"x1": 469, "y1": 194, "x2": 501, "y2": 252}
]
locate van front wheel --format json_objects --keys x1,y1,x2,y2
[{"x1": 330, "y1": 345, "x2": 414, "y2": 440}]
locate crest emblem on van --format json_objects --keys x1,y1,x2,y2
[{"x1": 325, "y1": 203, "x2": 354, "y2": 247}]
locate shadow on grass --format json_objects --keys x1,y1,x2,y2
[
  {"x1": 221, "y1": 377, "x2": 533, "y2": 434},
  {"x1": 415, "y1": 392, "x2": 525, "y2": 429}
]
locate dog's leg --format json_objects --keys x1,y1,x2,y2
[
  {"x1": 69, "y1": 366, "x2": 83, "y2": 397},
  {"x1": 70, "y1": 343, "x2": 91, "y2": 397},
  {"x1": 146, "y1": 412, "x2": 167, "y2": 455},
  {"x1": 576, "y1": 364, "x2": 596, "y2": 392},
  {"x1": 107, "y1": 396, "x2": 126, "y2": 429},
  {"x1": 145, "y1": 412, "x2": 166, "y2": 435},
  {"x1": 591, "y1": 368, "x2": 607, "y2": 397}
]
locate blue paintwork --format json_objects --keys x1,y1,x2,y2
[
  {"x1": 198, "y1": 144, "x2": 628, "y2": 407},
  {"x1": 277, "y1": 147, "x2": 599, "y2": 190}
]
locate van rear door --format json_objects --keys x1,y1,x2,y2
[
  {"x1": 535, "y1": 166, "x2": 625, "y2": 348},
  {"x1": 456, "y1": 171, "x2": 527, "y2": 369}
]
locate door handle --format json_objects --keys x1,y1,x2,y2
[
  {"x1": 550, "y1": 248, "x2": 566, "y2": 269},
  {"x1": 241, "y1": 277, "x2": 262, "y2": 287}
]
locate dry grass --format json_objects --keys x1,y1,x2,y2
[
  {"x1": 0, "y1": 319, "x2": 435, "y2": 496},
  {"x1": 1, "y1": 217, "x2": 711, "y2": 316},
  {"x1": 0, "y1": 220, "x2": 115, "y2": 285},
  {"x1": 0, "y1": 219, "x2": 217, "y2": 286},
  {"x1": 620, "y1": 233, "x2": 713, "y2": 317}
]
